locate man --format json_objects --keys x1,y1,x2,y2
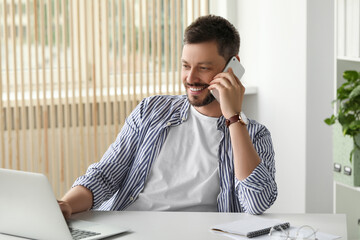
[{"x1": 59, "y1": 15, "x2": 277, "y2": 218}]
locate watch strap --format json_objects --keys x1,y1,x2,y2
[{"x1": 225, "y1": 114, "x2": 246, "y2": 127}]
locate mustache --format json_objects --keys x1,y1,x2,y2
[{"x1": 186, "y1": 82, "x2": 210, "y2": 88}]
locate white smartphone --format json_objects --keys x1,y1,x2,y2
[{"x1": 210, "y1": 56, "x2": 245, "y2": 103}]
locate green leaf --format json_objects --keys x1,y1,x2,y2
[
  {"x1": 349, "y1": 148, "x2": 355, "y2": 163},
  {"x1": 349, "y1": 120, "x2": 360, "y2": 130},
  {"x1": 349, "y1": 85, "x2": 360, "y2": 99},
  {"x1": 338, "y1": 111, "x2": 351, "y2": 125},
  {"x1": 343, "y1": 71, "x2": 359, "y2": 82},
  {"x1": 337, "y1": 86, "x2": 352, "y2": 100},
  {"x1": 343, "y1": 114, "x2": 355, "y2": 124},
  {"x1": 343, "y1": 125, "x2": 349, "y2": 135},
  {"x1": 324, "y1": 115, "x2": 336, "y2": 125},
  {"x1": 325, "y1": 70, "x2": 360, "y2": 141}
]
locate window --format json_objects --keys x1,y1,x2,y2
[{"x1": 0, "y1": 0, "x2": 209, "y2": 197}]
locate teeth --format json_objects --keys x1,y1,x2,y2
[{"x1": 190, "y1": 87, "x2": 205, "y2": 92}]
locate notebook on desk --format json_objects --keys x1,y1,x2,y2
[
  {"x1": 212, "y1": 215, "x2": 290, "y2": 238},
  {"x1": 0, "y1": 168, "x2": 128, "y2": 240}
]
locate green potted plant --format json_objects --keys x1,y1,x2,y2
[{"x1": 325, "y1": 70, "x2": 360, "y2": 186}]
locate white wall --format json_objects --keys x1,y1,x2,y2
[
  {"x1": 211, "y1": 0, "x2": 334, "y2": 213},
  {"x1": 305, "y1": 0, "x2": 334, "y2": 213}
]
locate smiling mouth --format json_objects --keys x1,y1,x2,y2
[
  {"x1": 187, "y1": 84, "x2": 209, "y2": 93},
  {"x1": 189, "y1": 86, "x2": 206, "y2": 92}
]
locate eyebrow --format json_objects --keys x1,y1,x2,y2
[{"x1": 181, "y1": 59, "x2": 214, "y2": 65}]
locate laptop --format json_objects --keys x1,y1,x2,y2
[{"x1": 0, "y1": 168, "x2": 128, "y2": 240}]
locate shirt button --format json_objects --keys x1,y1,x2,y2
[
  {"x1": 182, "y1": 117, "x2": 186, "y2": 121},
  {"x1": 129, "y1": 196, "x2": 134, "y2": 201},
  {"x1": 167, "y1": 122, "x2": 171, "y2": 126}
]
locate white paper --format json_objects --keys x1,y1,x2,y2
[
  {"x1": 211, "y1": 216, "x2": 284, "y2": 236},
  {"x1": 212, "y1": 226, "x2": 342, "y2": 240}
]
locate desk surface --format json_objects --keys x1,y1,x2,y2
[
  {"x1": 71, "y1": 211, "x2": 347, "y2": 240},
  {"x1": 0, "y1": 211, "x2": 347, "y2": 240}
]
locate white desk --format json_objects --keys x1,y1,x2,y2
[
  {"x1": 70, "y1": 211, "x2": 347, "y2": 239},
  {"x1": 0, "y1": 211, "x2": 347, "y2": 239}
]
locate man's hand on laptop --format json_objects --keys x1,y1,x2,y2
[
  {"x1": 58, "y1": 186, "x2": 94, "y2": 218},
  {"x1": 58, "y1": 200, "x2": 72, "y2": 219}
]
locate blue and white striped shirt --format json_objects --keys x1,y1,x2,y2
[{"x1": 73, "y1": 95, "x2": 277, "y2": 214}]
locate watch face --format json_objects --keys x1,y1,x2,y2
[{"x1": 240, "y1": 112, "x2": 249, "y2": 125}]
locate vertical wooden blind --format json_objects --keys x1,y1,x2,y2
[{"x1": 0, "y1": 0, "x2": 209, "y2": 198}]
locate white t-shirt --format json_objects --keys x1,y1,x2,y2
[{"x1": 126, "y1": 106, "x2": 222, "y2": 211}]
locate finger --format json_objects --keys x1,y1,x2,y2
[
  {"x1": 208, "y1": 81, "x2": 225, "y2": 91},
  {"x1": 213, "y1": 69, "x2": 239, "y2": 86},
  {"x1": 64, "y1": 211, "x2": 71, "y2": 219},
  {"x1": 210, "y1": 76, "x2": 237, "y2": 90},
  {"x1": 58, "y1": 200, "x2": 72, "y2": 219}
]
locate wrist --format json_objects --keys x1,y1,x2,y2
[
  {"x1": 225, "y1": 112, "x2": 248, "y2": 127},
  {"x1": 223, "y1": 107, "x2": 242, "y2": 120}
]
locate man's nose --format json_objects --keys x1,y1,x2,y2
[{"x1": 186, "y1": 69, "x2": 198, "y2": 84}]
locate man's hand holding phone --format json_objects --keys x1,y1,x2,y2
[{"x1": 209, "y1": 56, "x2": 245, "y2": 119}]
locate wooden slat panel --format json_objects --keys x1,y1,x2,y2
[
  {"x1": 139, "y1": 0, "x2": 143, "y2": 100},
  {"x1": 18, "y1": 0, "x2": 26, "y2": 171},
  {"x1": 177, "y1": 0, "x2": 182, "y2": 95},
  {"x1": 62, "y1": 0, "x2": 70, "y2": 191},
  {"x1": 1, "y1": 0, "x2": 207, "y2": 199},
  {"x1": 76, "y1": 0, "x2": 84, "y2": 179},
  {"x1": 70, "y1": 0, "x2": 79, "y2": 177},
  {"x1": 171, "y1": 0, "x2": 175, "y2": 94},
  {"x1": 164, "y1": 0, "x2": 169, "y2": 95},
  {"x1": 145, "y1": 0, "x2": 150, "y2": 97},
  {"x1": 0, "y1": 1, "x2": 3, "y2": 168},
  {"x1": 125, "y1": 0, "x2": 130, "y2": 116},
  {"x1": 205, "y1": 0, "x2": 209, "y2": 15},
  {"x1": 40, "y1": 0, "x2": 48, "y2": 176},
  {"x1": 4, "y1": 0, "x2": 11, "y2": 169},
  {"x1": 112, "y1": 0, "x2": 119, "y2": 135},
  {"x1": 84, "y1": 0, "x2": 91, "y2": 169},
  {"x1": 26, "y1": 0, "x2": 35, "y2": 172},
  {"x1": 156, "y1": 0, "x2": 161, "y2": 94},
  {"x1": 46, "y1": 0, "x2": 56, "y2": 190},
  {"x1": 55, "y1": 0, "x2": 65, "y2": 195},
  {"x1": 91, "y1": 0, "x2": 98, "y2": 162},
  {"x1": 98, "y1": 0, "x2": 105, "y2": 158},
  {"x1": 10, "y1": 0, "x2": 20, "y2": 170},
  {"x1": 34, "y1": 0, "x2": 42, "y2": 173},
  {"x1": 198, "y1": 0, "x2": 201, "y2": 18},
  {"x1": 151, "y1": 0, "x2": 156, "y2": 95},
  {"x1": 191, "y1": 0, "x2": 194, "y2": 22},
  {"x1": 4, "y1": 0, "x2": 13, "y2": 168},
  {"x1": 118, "y1": 0, "x2": 124, "y2": 126},
  {"x1": 105, "y1": 0, "x2": 111, "y2": 145},
  {"x1": 184, "y1": 0, "x2": 187, "y2": 29},
  {"x1": 131, "y1": 0, "x2": 136, "y2": 109}
]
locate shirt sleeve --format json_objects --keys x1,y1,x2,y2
[
  {"x1": 72, "y1": 102, "x2": 142, "y2": 209},
  {"x1": 235, "y1": 123, "x2": 277, "y2": 215}
]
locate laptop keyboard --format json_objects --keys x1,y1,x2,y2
[{"x1": 69, "y1": 227, "x2": 101, "y2": 240}]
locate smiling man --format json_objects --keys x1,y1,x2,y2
[{"x1": 59, "y1": 15, "x2": 277, "y2": 218}]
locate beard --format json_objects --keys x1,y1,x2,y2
[{"x1": 187, "y1": 90, "x2": 216, "y2": 107}]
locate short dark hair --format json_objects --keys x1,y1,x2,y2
[{"x1": 183, "y1": 15, "x2": 240, "y2": 62}]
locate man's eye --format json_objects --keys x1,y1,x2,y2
[
  {"x1": 200, "y1": 67, "x2": 209, "y2": 70},
  {"x1": 182, "y1": 65, "x2": 190, "y2": 69}
]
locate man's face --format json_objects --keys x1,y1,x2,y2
[{"x1": 181, "y1": 41, "x2": 227, "y2": 107}]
